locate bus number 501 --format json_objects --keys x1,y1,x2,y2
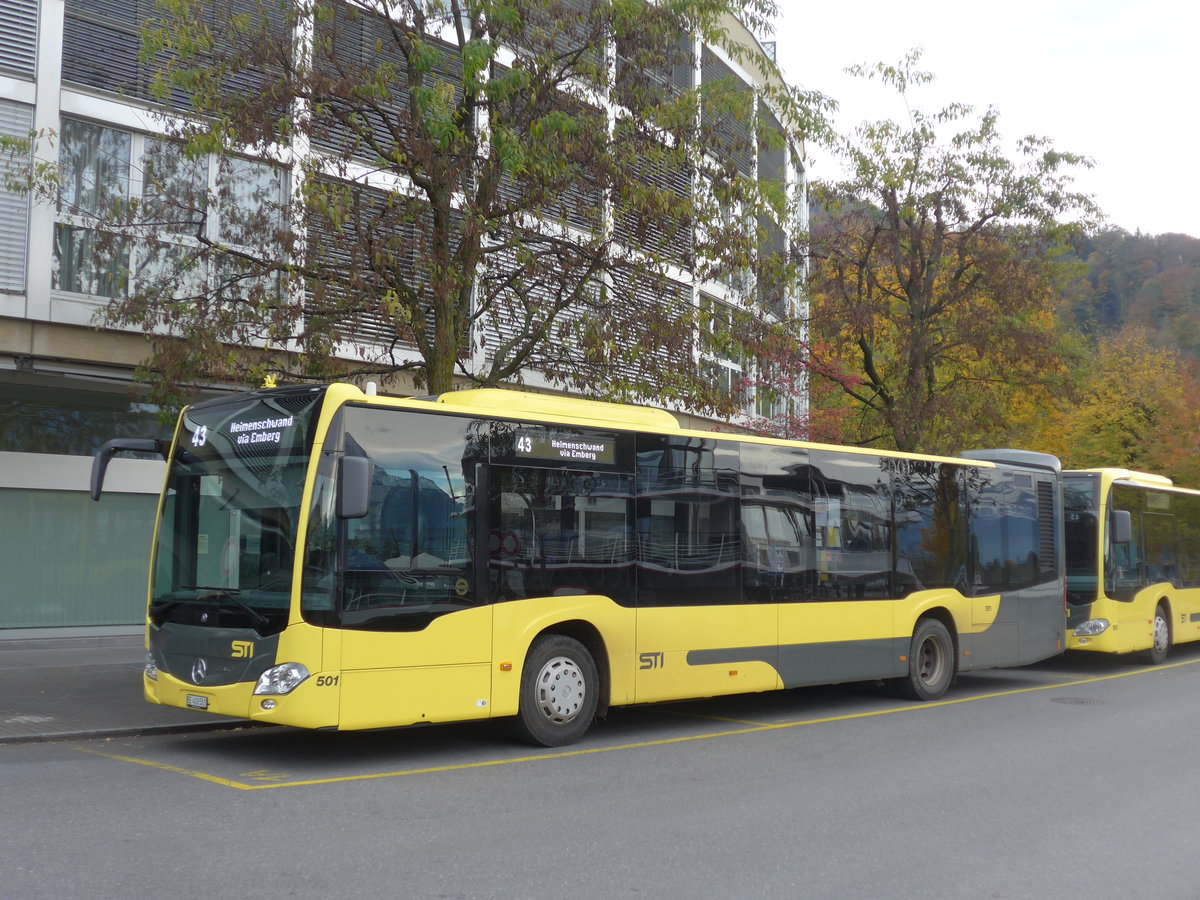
[{"x1": 315, "y1": 675, "x2": 340, "y2": 687}]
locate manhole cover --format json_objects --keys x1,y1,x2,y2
[{"x1": 1050, "y1": 696, "x2": 1107, "y2": 706}]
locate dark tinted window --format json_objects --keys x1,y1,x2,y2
[
  {"x1": 488, "y1": 467, "x2": 634, "y2": 605},
  {"x1": 1004, "y1": 476, "x2": 1040, "y2": 590},
  {"x1": 1063, "y1": 474, "x2": 1099, "y2": 601},
  {"x1": 968, "y1": 468, "x2": 1007, "y2": 593},
  {"x1": 636, "y1": 435, "x2": 741, "y2": 605},
  {"x1": 0, "y1": 377, "x2": 173, "y2": 456},
  {"x1": 890, "y1": 459, "x2": 967, "y2": 595},
  {"x1": 968, "y1": 468, "x2": 1057, "y2": 594},
  {"x1": 739, "y1": 444, "x2": 813, "y2": 603},
  {"x1": 811, "y1": 451, "x2": 892, "y2": 599}
]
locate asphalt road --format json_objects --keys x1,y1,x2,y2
[{"x1": 5, "y1": 646, "x2": 1200, "y2": 899}]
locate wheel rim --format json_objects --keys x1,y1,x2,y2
[
  {"x1": 916, "y1": 634, "x2": 947, "y2": 686},
  {"x1": 1154, "y1": 612, "x2": 1169, "y2": 654},
  {"x1": 533, "y1": 655, "x2": 586, "y2": 725}
]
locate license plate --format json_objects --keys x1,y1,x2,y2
[{"x1": 185, "y1": 694, "x2": 209, "y2": 710}]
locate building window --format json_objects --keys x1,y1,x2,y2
[
  {"x1": 0, "y1": 374, "x2": 171, "y2": 456},
  {"x1": 54, "y1": 119, "x2": 131, "y2": 296},
  {"x1": 700, "y1": 293, "x2": 749, "y2": 409},
  {"x1": 53, "y1": 117, "x2": 287, "y2": 301}
]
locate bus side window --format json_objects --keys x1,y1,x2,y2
[
  {"x1": 635, "y1": 436, "x2": 741, "y2": 606},
  {"x1": 890, "y1": 459, "x2": 965, "y2": 596},
  {"x1": 1108, "y1": 485, "x2": 1145, "y2": 599},
  {"x1": 489, "y1": 467, "x2": 634, "y2": 605},
  {"x1": 1181, "y1": 494, "x2": 1200, "y2": 587},
  {"x1": 810, "y1": 451, "x2": 892, "y2": 601},
  {"x1": 332, "y1": 407, "x2": 478, "y2": 630}
]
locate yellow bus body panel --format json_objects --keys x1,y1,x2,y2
[
  {"x1": 335, "y1": 605, "x2": 494, "y2": 730},
  {"x1": 898, "y1": 590, "x2": 973, "y2": 635},
  {"x1": 339, "y1": 664, "x2": 493, "y2": 730},
  {"x1": 144, "y1": 671, "x2": 255, "y2": 720},
  {"x1": 1069, "y1": 586, "x2": 1200, "y2": 655},
  {"x1": 634, "y1": 605, "x2": 779, "y2": 704},
  {"x1": 1171, "y1": 587, "x2": 1200, "y2": 645},
  {"x1": 489, "y1": 595, "x2": 636, "y2": 718},
  {"x1": 1067, "y1": 595, "x2": 1147, "y2": 654},
  {"x1": 780, "y1": 599, "x2": 892, "y2": 646}
]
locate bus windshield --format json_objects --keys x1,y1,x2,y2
[
  {"x1": 1063, "y1": 473, "x2": 1099, "y2": 603},
  {"x1": 150, "y1": 387, "x2": 325, "y2": 634}
]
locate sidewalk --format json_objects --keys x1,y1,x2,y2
[{"x1": 0, "y1": 626, "x2": 246, "y2": 743}]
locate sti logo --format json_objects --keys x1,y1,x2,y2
[{"x1": 231, "y1": 641, "x2": 254, "y2": 659}]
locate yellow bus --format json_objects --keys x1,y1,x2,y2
[
  {"x1": 1064, "y1": 468, "x2": 1200, "y2": 664},
  {"x1": 92, "y1": 383, "x2": 1065, "y2": 745}
]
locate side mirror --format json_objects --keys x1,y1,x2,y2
[
  {"x1": 1111, "y1": 509, "x2": 1133, "y2": 545},
  {"x1": 91, "y1": 438, "x2": 165, "y2": 501},
  {"x1": 337, "y1": 455, "x2": 372, "y2": 519}
]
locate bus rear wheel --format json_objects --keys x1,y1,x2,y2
[
  {"x1": 893, "y1": 618, "x2": 955, "y2": 701},
  {"x1": 514, "y1": 634, "x2": 598, "y2": 747},
  {"x1": 1146, "y1": 604, "x2": 1170, "y2": 665}
]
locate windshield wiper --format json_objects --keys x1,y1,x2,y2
[
  {"x1": 181, "y1": 585, "x2": 270, "y2": 629},
  {"x1": 150, "y1": 597, "x2": 185, "y2": 617}
]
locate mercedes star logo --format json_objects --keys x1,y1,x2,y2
[{"x1": 191, "y1": 658, "x2": 208, "y2": 685}]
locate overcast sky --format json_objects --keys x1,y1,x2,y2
[{"x1": 772, "y1": 1, "x2": 1198, "y2": 237}]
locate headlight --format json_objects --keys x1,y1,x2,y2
[
  {"x1": 254, "y1": 662, "x2": 311, "y2": 695},
  {"x1": 144, "y1": 652, "x2": 158, "y2": 681},
  {"x1": 1073, "y1": 618, "x2": 1111, "y2": 637}
]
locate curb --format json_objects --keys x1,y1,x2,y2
[{"x1": 0, "y1": 719, "x2": 262, "y2": 745}]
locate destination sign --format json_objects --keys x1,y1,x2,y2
[
  {"x1": 513, "y1": 429, "x2": 617, "y2": 466},
  {"x1": 228, "y1": 414, "x2": 295, "y2": 447}
]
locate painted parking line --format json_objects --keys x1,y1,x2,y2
[{"x1": 78, "y1": 657, "x2": 1200, "y2": 791}]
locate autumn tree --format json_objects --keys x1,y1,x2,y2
[
  {"x1": 805, "y1": 50, "x2": 1097, "y2": 453},
  {"x1": 1029, "y1": 327, "x2": 1200, "y2": 485},
  {"x1": 21, "y1": 0, "x2": 824, "y2": 409}
]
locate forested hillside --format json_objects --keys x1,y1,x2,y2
[
  {"x1": 1028, "y1": 228, "x2": 1200, "y2": 484},
  {"x1": 1068, "y1": 230, "x2": 1200, "y2": 355}
]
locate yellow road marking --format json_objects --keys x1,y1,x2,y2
[
  {"x1": 78, "y1": 657, "x2": 1199, "y2": 791},
  {"x1": 76, "y1": 748, "x2": 250, "y2": 789}
]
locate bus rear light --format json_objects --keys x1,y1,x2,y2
[{"x1": 1073, "y1": 618, "x2": 1110, "y2": 637}]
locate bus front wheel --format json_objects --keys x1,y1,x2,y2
[
  {"x1": 1146, "y1": 604, "x2": 1170, "y2": 665},
  {"x1": 893, "y1": 619, "x2": 955, "y2": 701},
  {"x1": 514, "y1": 634, "x2": 599, "y2": 747}
]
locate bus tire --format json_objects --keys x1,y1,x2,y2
[
  {"x1": 514, "y1": 634, "x2": 598, "y2": 747},
  {"x1": 1146, "y1": 604, "x2": 1170, "y2": 665},
  {"x1": 893, "y1": 618, "x2": 955, "y2": 701}
]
